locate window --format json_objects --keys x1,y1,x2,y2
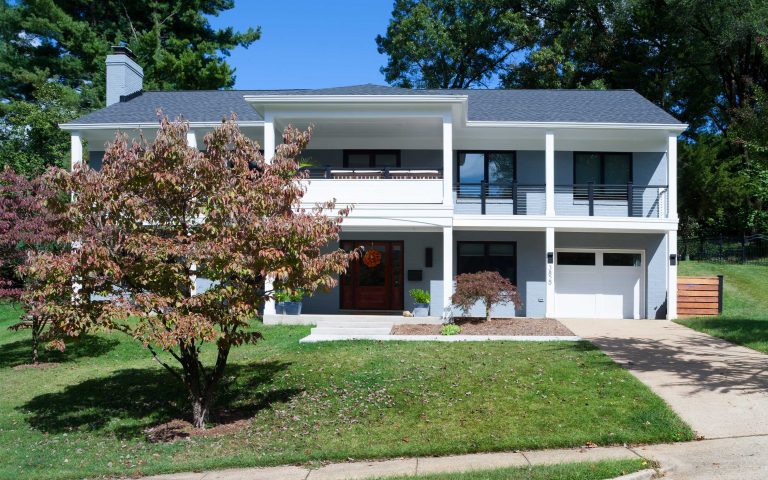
[
  {"x1": 603, "y1": 253, "x2": 641, "y2": 267},
  {"x1": 458, "y1": 151, "x2": 515, "y2": 197},
  {"x1": 457, "y1": 242, "x2": 517, "y2": 283},
  {"x1": 574, "y1": 152, "x2": 632, "y2": 200},
  {"x1": 343, "y1": 150, "x2": 400, "y2": 168},
  {"x1": 557, "y1": 252, "x2": 596, "y2": 266}
]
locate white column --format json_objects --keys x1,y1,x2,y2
[
  {"x1": 545, "y1": 227, "x2": 556, "y2": 318},
  {"x1": 263, "y1": 113, "x2": 277, "y2": 315},
  {"x1": 186, "y1": 129, "x2": 198, "y2": 149},
  {"x1": 186, "y1": 130, "x2": 198, "y2": 296},
  {"x1": 70, "y1": 132, "x2": 83, "y2": 171},
  {"x1": 264, "y1": 113, "x2": 275, "y2": 164},
  {"x1": 667, "y1": 133, "x2": 678, "y2": 219},
  {"x1": 442, "y1": 226, "x2": 454, "y2": 320},
  {"x1": 442, "y1": 113, "x2": 453, "y2": 207},
  {"x1": 667, "y1": 231, "x2": 678, "y2": 320},
  {"x1": 545, "y1": 131, "x2": 555, "y2": 216}
]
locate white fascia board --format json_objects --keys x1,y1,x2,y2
[
  {"x1": 59, "y1": 120, "x2": 265, "y2": 131},
  {"x1": 243, "y1": 94, "x2": 468, "y2": 105},
  {"x1": 465, "y1": 120, "x2": 688, "y2": 132}
]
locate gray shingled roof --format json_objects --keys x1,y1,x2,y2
[{"x1": 64, "y1": 84, "x2": 682, "y2": 126}]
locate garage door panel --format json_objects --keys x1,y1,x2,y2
[{"x1": 554, "y1": 250, "x2": 643, "y2": 319}]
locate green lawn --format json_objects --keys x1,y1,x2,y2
[
  {"x1": 677, "y1": 261, "x2": 768, "y2": 353},
  {"x1": 379, "y1": 459, "x2": 649, "y2": 480},
  {"x1": 0, "y1": 304, "x2": 691, "y2": 480}
]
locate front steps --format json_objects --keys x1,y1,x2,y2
[{"x1": 302, "y1": 318, "x2": 395, "y2": 342}]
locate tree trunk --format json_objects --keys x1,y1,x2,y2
[
  {"x1": 191, "y1": 393, "x2": 211, "y2": 429},
  {"x1": 31, "y1": 330, "x2": 39, "y2": 365},
  {"x1": 485, "y1": 302, "x2": 492, "y2": 322}
]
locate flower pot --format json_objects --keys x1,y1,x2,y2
[
  {"x1": 413, "y1": 303, "x2": 430, "y2": 317},
  {"x1": 282, "y1": 301, "x2": 302, "y2": 315},
  {"x1": 275, "y1": 301, "x2": 286, "y2": 315}
]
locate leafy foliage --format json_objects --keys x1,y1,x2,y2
[
  {"x1": 22, "y1": 117, "x2": 354, "y2": 427},
  {"x1": 0, "y1": 0, "x2": 260, "y2": 111},
  {"x1": 0, "y1": 167, "x2": 64, "y2": 363},
  {"x1": 451, "y1": 271, "x2": 522, "y2": 322},
  {"x1": 409, "y1": 288, "x2": 431, "y2": 304},
  {"x1": 440, "y1": 323, "x2": 461, "y2": 335},
  {"x1": 274, "y1": 289, "x2": 305, "y2": 303}
]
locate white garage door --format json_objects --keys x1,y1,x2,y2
[{"x1": 554, "y1": 250, "x2": 643, "y2": 319}]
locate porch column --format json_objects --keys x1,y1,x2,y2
[
  {"x1": 186, "y1": 130, "x2": 198, "y2": 296},
  {"x1": 667, "y1": 133, "x2": 678, "y2": 219},
  {"x1": 263, "y1": 114, "x2": 277, "y2": 315},
  {"x1": 545, "y1": 131, "x2": 555, "y2": 216},
  {"x1": 442, "y1": 226, "x2": 454, "y2": 319},
  {"x1": 667, "y1": 231, "x2": 678, "y2": 320},
  {"x1": 442, "y1": 112, "x2": 453, "y2": 207},
  {"x1": 70, "y1": 132, "x2": 83, "y2": 171},
  {"x1": 545, "y1": 227, "x2": 555, "y2": 317},
  {"x1": 264, "y1": 113, "x2": 275, "y2": 164}
]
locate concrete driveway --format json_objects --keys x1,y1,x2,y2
[{"x1": 558, "y1": 319, "x2": 768, "y2": 439}]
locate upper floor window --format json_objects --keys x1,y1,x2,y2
[
  {"x1": 574, "y1": 152, "x2": 632, "y2": 185},
  {"x1": 343, "y1": 150, "x2": 400, "y2": 168},
  {"x1": 458, "y1": 151, "x2": 516, "y2": 185}
]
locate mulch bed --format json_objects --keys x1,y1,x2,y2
[
  {"x1": 391, "y1": 317, "x2": 575, "y2": 336},
  {"x1": 145, "y1": 417, "x2": 251, "y2": 443},
  {"x1": 12, "y1": 362, "x2": 60, "y2": 370}
]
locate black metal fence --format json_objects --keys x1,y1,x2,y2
[{"x1": 680, "y1": 234, "x2": 768, "y2": 265}]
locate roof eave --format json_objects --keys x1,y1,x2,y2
[
  {"x1": 59, "y1": 120, "x2": 266, "y2": 131},
  {"x1": 465, "y1": 120, "x2": 688, "y2": 131}
]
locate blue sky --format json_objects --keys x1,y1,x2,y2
[{"x1": 207, "y1": 1, "x2": 394, "y2": 90}]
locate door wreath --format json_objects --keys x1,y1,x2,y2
[{"x1": 363, "y1": 249, "x2": 382, "y2": 268}]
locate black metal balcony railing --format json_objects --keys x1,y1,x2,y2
[
  {"x1": 555, "y1": 183, "x2": 668, "y2": 218},
  {"x1": 453, "y1": 182, "x2": 546, "y2": 215},
  {"x1": 300, "y1": 166, "x2": 443, "y2": 180},
  {"x1": 453, "y1": 182, "x2": 669, "y2": 217}
]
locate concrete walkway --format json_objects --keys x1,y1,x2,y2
[
  {"x1": 143, "y1": 445, "x2": 644, "y2": 480},
  {"x1": 559, "y1": 319, "x2": 768, "y2": 439}
]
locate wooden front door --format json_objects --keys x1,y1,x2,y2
[{"x1": 340, "y1": 240, "x2": 403, "y2": 311}]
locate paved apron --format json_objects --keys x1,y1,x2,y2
[{"x1": 559, "y1": 319, "x2": 768, "y2": 439}]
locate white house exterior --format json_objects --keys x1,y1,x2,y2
[{"x1": 61, "y1": 48, "x2": 685, "y2": 321}]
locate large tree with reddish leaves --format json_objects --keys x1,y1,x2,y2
[
  {"x1": 23, "y1": 117, "x2": 354, "y2": 427},
  {"x1": 0, "y1": 168, "x2": 64, "y2": 364},
  {"x1": 451, "y1": 271, "x2": 522, "y2": 322}
]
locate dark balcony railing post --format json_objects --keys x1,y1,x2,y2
[
  {"x1": 627, "y1": 182, "x2": 634, "y2": 217},
  {"x1": 588, "y1": 182, "x2": 595, "y2": 216},
  {"x1": 324, "y1": 166, "x2": 331, "y2": 179},
  {"x1": 481, "y1": 181, "x2": 487, "y2": 215},
  {"x1": 512, "y1": 181, "x2": 518, "y2": 215},
  {"x1": 383, "y1": 166, "x2": 390, "y2": 179}
]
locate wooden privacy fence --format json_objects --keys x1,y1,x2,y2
[{"x1": 678, "y1": 275, "x2": 723, "y2": 317}]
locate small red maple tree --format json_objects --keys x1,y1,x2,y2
[
  {"x1": 23, "y1": 116, "x2": 355, "y2": 427},
  {"x1": 451, "y1": 271, "x2": 522, "y2": 322},
  {"x1": 0, "y1": 168, "x2": 64, "y2": 364}
]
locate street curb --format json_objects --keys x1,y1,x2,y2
[{"x1": 610, "y1": 468, "x2": 660, "y2": 480}]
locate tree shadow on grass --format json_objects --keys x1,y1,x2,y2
[
  {"x1": 20, "y1": 360, "x2": 299, "y2": 439},
  {"x1": 0, "y1": 334, "x2": 119, "y2": 368}
]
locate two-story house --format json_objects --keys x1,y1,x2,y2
[{"x1": 61, "y1": 47, "x2": 684, "y2": 321}]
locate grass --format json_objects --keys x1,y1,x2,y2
[
  {"x1": 677, "y1": 261, "x2": 768, "y2": 353},
  {"x1": 379, "y1": 459, "x2": 649, "y2": 480},
  {"x1": 0, "y1": 304, "x2": 692, "y2": 480}
]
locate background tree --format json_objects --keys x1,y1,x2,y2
[
  {"x1": 0, "y1": 0, "x2": 260, "y2": 111},
  {"x1": 376, "y1": 0, "x2": 537, "y2": 88},
  {"x1": 0, "y1": 168, "x2": 64, "y2": 363},
  {"x1": 451, "y1": 271, "x2": 522, "y2": 322},
  {"x1": 23, "y1": 117, "x2": 355, "y2": 428}
]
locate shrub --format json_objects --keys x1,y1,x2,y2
[
  {"x1": 441, "y1": 324, "x2": 461, "y2": 335},
  {"x1": 409, "y1": 288, "x2": 430, "y2": 304},
  {"x1": 451, "y1": 271, "x2": 522, "y2": 322},
  {"x1": 275, "y1": 289, "x2": 304, "y2": 302}
]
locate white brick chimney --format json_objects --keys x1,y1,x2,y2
[{"x1": 105, "y1": 46, "x2": 143, "y2": 106}]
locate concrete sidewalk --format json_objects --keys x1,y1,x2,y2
[
  {"x1": 143, "y1": 445, "x2": 644, "y2": 480},
  {"x1": 559, "y1": 318, "x2": 768, "y2": 439}
]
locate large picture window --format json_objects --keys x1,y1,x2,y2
[
  {"x1": 574, "y1": 152, "x2": 632, "y2": 199},
  {"x1": 343, "y1": 150, "x2": 401, "y2": 168},
  {"x1": 457, "y1": 151, "x2": 516, "y2": 197},
  {"x1": 457, "y1": 241, "x2": 517, "y2": 284}
]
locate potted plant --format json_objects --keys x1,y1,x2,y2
[
  {"x1": 409, "y1": 288, "x2": 431, "y2": 317},
  {"x1": 275, "y1": 289, "x2": 304, "y2": 315}
]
